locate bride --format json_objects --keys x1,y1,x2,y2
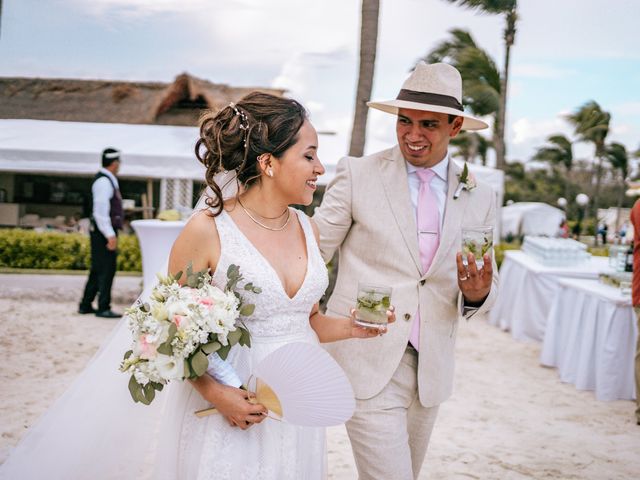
[{"x1": 0, "y1": 92, "x2": 393, "y2": 480}]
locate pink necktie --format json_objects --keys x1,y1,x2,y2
[{"x1": 409, "y1": 169, "x2": 440, "y2": 351}]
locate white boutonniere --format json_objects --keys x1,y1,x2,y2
[{"x1": 453, "y1": 162, "x2": 477, "y2": 199}]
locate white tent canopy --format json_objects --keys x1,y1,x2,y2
[
  {"x1": 0, "y1": 119, "x2": 349, "y2": 183},
  {"x1": 501, "y1": 202, "x2": 565, "y2": 239},
  {"x1": 0, "y1": 119, "x2": 205, "y2": 180}
]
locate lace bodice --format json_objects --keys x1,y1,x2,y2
[{"x1": 211, "y1": 208, "x2": 328, "y2": 338}]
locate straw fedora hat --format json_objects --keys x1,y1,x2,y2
[{"x1": 367, "y1": 62, "x2": 489, "y2": 131}]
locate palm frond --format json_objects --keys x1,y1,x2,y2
[
  {"x1": 606, "y1": 142, "x2": 629, "y2": 178},
  {"x1": 444, "y1": 0, "x2": 517, "y2": 15}
]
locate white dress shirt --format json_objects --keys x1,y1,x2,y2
[
  {"x1": 92, "y1": 168, "x2": 120, "y2": 238},
  {"x1": 406, "y1": 153, "x2": 449, "y2": 231}
]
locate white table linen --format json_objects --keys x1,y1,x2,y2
[
  {"x1": 130, "y1": 219, "x2": 185, "y2": 296},
  {"x1": 540, "y1": 277, "x2": 637, "y2": 401},
  {"x1": 489, "y1": 250, "x2": 613, "y2": 342}
]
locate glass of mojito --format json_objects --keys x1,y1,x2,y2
[
  {"x1": 461, "y1": 226, "x2": 493, "y2": 269},
  {"x1": 354, "y1": 283, "x2": 392, "y2": 328}
]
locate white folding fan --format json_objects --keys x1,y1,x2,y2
[{"x1": 195, "y1": 342, "x2": 355, "y2": 427}]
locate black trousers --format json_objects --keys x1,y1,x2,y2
[{"x1": 79, "y1": 228, "x2": 117, "y2": 312}]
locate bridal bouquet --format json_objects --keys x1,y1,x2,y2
[{"x1": 120, "y1": 263, "x2": 260, "y2": 405}]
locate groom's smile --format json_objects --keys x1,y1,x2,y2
[{"x1": 396, "y1": 108, "x2": 463, "y2": 168}]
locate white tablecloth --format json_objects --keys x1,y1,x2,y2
[
  {"x1": 540, "y1": 277, "x2": 637, "y2": 401},
  {"x1": 489, "y1": 251, "x2": 613, "y2": 342},
  {"x1": 131, "y1": 219, "x2": 185, "y2": 296}
]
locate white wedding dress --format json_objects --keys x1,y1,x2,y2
[{"x1": 0, "y1": 207, "x2": 329, "y2": 480}]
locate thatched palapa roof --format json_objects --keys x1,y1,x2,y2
[{"x1": 0, "y1": 73, "x2": 284, "y2": 126}]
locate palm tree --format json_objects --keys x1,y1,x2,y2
[
  {"x1": 421, "y1": 29, "x2": 500, "y2": 163},
  {"x1": 605, "y1": 142, "x2": 629, "y2": 231},
  {"x1": 451, "y1": 131, "x2": 493, "y2": 165},
  {"x1": 533, "y1": 134, "x2": 573, "y2": 200},
  {"x1": 566, "y1": 100, "x2": 611, "y2": 219},
  {"x1": 348, "y1": 0, "x2": 380, "y2": 157},
  {"x1": 442, "y1": 0, "x2": 518, "y2": 171}
]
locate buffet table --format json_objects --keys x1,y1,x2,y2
[
  {"x1": 130, "y1": 219, "x2": 186, "y2": 297},
  {"x1": 489, "y1": 250, "x2": 613, "y2": 342},
  {"x1": 540, "y1": 277, "x2": 637, "y2": 401}
]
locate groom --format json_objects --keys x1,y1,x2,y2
[{"x1": 314, "y1": 62, "x2": 499, "y2": 479}]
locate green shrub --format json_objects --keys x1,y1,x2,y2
[{"x1": 0, "y1": 229, "x2": 141, "y2": 272}]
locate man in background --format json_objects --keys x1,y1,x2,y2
[
  {"x1": 78, "y1": 148, "x2": 123, "y2": 318},
  {"x1": 629, "y1": 198, "x2": 640, "y2": 425}
]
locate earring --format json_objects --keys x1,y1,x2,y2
[{"x1": 267, "y1": 169, "x2": 274, "y2": 177}]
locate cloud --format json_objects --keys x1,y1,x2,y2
[
  {"x1": 272, "y1": 48, "x2": 357, "y2": 134},
  {"x1": 510, "y1": 116, "x2": 570, "y2": 146},
  {"x1": 611, "y1": 102, "x2": 640, "y2": 117},
  {"x1": 512, "y1": 63, "x2": 577, "y2": 79},
  {"x1": 68, "y1": 0, "x2": 246, "y2": 17}
]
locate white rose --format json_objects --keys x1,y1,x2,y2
[{"x1": 154, "y1": 354, "x2": 185, "y2": 381}]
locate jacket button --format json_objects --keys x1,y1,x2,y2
[
  {"x1": 420, "y1": 279, "x2": 426, "y2": 286},
  {"x1": 404, "y1": 313, "x2": 411, "y2": 321}
]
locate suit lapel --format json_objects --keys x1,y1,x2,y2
[
  {"x1": 378, "y1": 147, "x2": 422, "y2": 274},
  {"x1": 425, "y1": 160, "x2": 468, "y2": 277}
]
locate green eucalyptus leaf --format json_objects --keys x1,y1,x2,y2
[
  {"x1": 123, "y1": 349, "x2": 133, "y2": 360},
  {"x1": 157, "y1": 342, "x2": 173, "y2": 355},
  {"x1": 143, "y1": 383, "x2": 156, "y2": 403},
  {"x1": 227, "y1": 264, "x2": 240, "y2": 279},
  {"x1": 167, "y1": 323, "x2": 177, "y2": 340},
  {"x1": 150, "y1": 381, "x2": 164, "y2": 391},
  {"x1": 184, "y1": 359, "x2": 193, "y2": 379},
  {"x1": 201, "y1": 341, "x2": 221, "y2": 355},
  {"x1": 217, "y1": 343, "x2": 231, "y2": 361},
  {"x1": 128, "y1": 375, "x2": 141, "y2": 403},
  {"x1": 240, "y1": 304, "x2": 255, "y2": 316},
  {"x1": 190, "y1": 350, "x2": 209, "y2": 377},
  {"x1": 239, "y1": 328, "x2": 252, "y2": 347},
  {"x1": 227, "y1": 329, "x2": 242, "y2": 346}
]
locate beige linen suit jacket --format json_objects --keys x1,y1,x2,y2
[{"x1": 314, "y1": 146, "x2": 499, "y2": 408}]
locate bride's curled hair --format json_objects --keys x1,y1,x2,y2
[{"x1": 195, "y1": 92, "x2": 307, "y2": 215}]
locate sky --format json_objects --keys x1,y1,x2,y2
[{"x1": 1, "y1": 0, "x2": 639, "y2": 168}]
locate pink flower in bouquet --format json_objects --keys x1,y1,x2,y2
[
  {"x1": 198, "y1": 297, "x2": 215, "y2": 307},
  {"x1": 173, "y1": 314, "x2": 186, "y2": 327},
  {"x1": 138, "y1": 334, "x2": 158, "y2": 360}
]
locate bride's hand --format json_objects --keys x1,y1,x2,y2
[
  {"x1": 349, "y1": 306, "x2": 395, "y2": 339},
  {"x1": 207, "y1": 383, "x2": 268, "y2": 430}
]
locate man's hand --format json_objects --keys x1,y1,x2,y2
[
  {"x1": 455, "y1": 252, "x2": 492, "y2": 304},
  {"x1": 106, "y1": 236, "x2": 117, "y2": 251},
  {"x1": 349, "y1": 306, "x2": 395, "y2": 338}
]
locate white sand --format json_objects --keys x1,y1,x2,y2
[{"x1": 1, "y1": 273, "x2": 639, "y2": 479}]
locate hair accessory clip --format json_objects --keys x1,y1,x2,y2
[{"x1": 229, "y1": 102, "x2": 250, "y2": 148}]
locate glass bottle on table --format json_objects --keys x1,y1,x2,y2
[{"x1": 625, "y1": 242, "x2": 634, "y2": 272}]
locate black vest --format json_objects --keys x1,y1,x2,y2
[{"x1": 90, "y1": 172, "x2": 123, "y2": 231}]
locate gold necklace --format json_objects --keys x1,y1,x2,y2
[
  {"x1": 238, "y1": 198, "x2": 291, "y2": 231},
  {"x1": 238, "y1": 197, "x2": 288, "y2": 220}
]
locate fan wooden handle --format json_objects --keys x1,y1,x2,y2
[
  {"x1": 193, "y1": 380, "x2": 282, "y2": 418},
  {"x1": 194, "y1": 407, "x2": 219, "y2": 417}
]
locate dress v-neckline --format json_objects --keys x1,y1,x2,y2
[{"x1": 221, "y1": 209, "x2": 311, "y2": 301}]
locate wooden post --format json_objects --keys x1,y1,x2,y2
[{"x1": 146, "y1": 179, "x2": 154, "y2": 219}]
